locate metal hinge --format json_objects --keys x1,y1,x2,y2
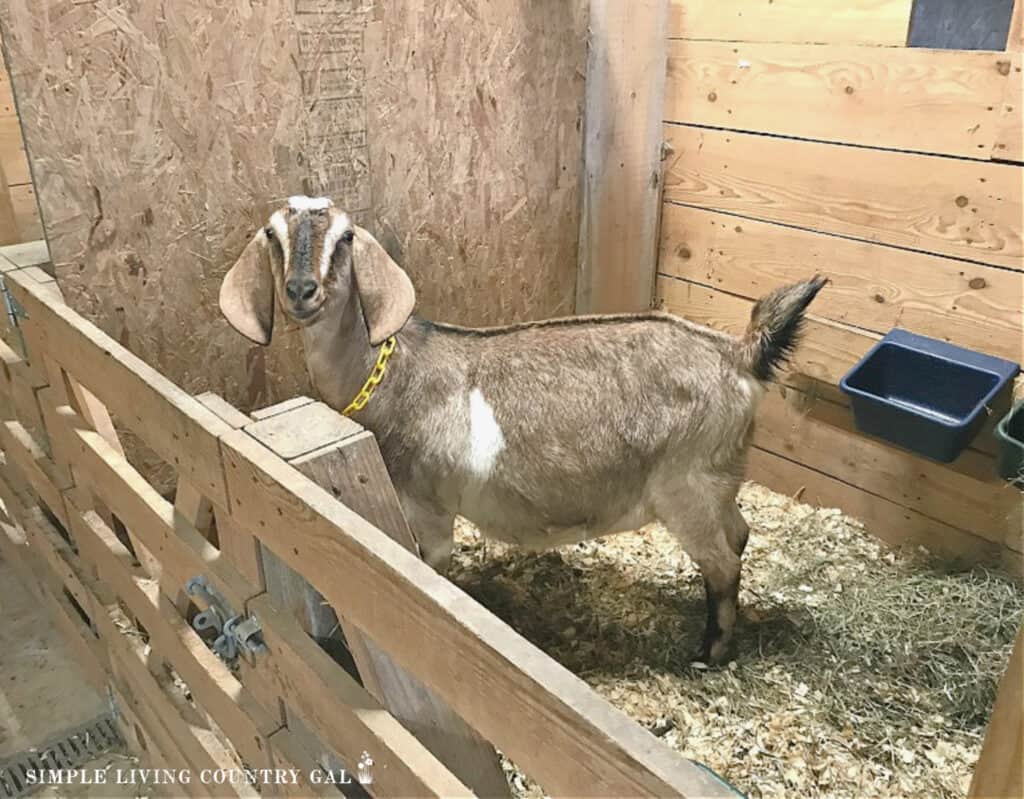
[{"x1": 185, "y1": 575, "x2": 267, "y2": 663}]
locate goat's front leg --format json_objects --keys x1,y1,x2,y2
[{"x1": 399, "y1": 494, "x2": 456, "y2": 573}]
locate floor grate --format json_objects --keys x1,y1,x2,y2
[{"x1": 0, "y1": 713, "x2": 123, "y2": 798}]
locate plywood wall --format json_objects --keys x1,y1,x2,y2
[
  {"x1": 658, "y1": 0, "x2": 1023, "y2": 571},
  {"x1": 0, "y1": 0, "x2": 586, "y2": 413}
]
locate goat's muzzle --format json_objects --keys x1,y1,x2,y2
[{"x1": 283, "y1": 276, "x2": 325, "y2": 322}]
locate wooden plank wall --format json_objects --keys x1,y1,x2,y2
[
  {"x1": 0, "y1": 47, "x2": 40, "y2": 245},
  {"x1": 659, "y1": 0, "x2": 1023, "y2": 571}
]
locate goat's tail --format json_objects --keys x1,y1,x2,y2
[{"x1": 738, "y1": 275, "x2": 828, "y2": 382}]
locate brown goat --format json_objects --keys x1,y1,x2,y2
[{"x1": 220, "y1": 196, "x2": 826, "y2": 663}]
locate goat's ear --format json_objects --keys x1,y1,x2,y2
[
  {"x1": 219, "y1": 229, "x2": 274, "y2": 345},
  {"x1": 352, "y1": 225, "x2": 415, "y2": 345}
]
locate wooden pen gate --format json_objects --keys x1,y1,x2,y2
[{"x1": 0, "y1": 245, "x2": 735, "y2": 799}]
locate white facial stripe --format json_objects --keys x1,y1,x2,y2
[
  {"x1": 268, "y1": 211, "x2": 290, "y2": 265},
  {"x1": 467, "y1": 389, "x2": 505, "y2": 478},
  {"x1": 288, "y1": 195, "x2": 333, "y2": 211},
  {"x1": 319, "y1": 212, "x2": 352, "y2": 280}
]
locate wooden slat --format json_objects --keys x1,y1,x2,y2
[
  {"x1": 0, "y1": 239, "x2": 49, "y2": 268},
  {"x1": 668, "y1": 0, "x2": 914, "y2": 45},
  {"x1": 49, "y1": 403, "x2": 254, "y2": 613},
  {"x1": 0, "y1": 114, "x2": 30, "y2": 186},
  {"x1": 94, "y1": 601, "x2": 257, "y2": 799},
  {"x1": 6, "y1": 270, "x2": 232, "y2": 506},
  {"x1": 0, "y1": 160, "x2": 20, "y2": 245},
  {"x1": 9, "y1": 183, "x2": 41, "y2": 241},
  {"x1": 993, "y1": 53, "x2": 1023, "y2": 162},
  {"x1": 220, "y1": 429, "x2": 735, "y2": 798},
  {"x1": 248, "y1": 593, "x2": 475, "y2": 799},
  {"x1": 0, "y1": 419, "x2": 69, "y2": 526},
  {"x1": 665, "y1": 41, "x2": 1013, "y2": 159},
  {"x1": 753, "y1": 386, "x2": 1018, "y2": 547},
  {"x1": 748, "y1": 447, "x2": 1010, "y2": 570},
  {"x1": 575, "y1": 0, "x2": 667, "y2": 313},
  {"x1": 658, "y1": 204, "x2": 1023, "y2": 362},
  {"x1": 49, "y1": 401, "x2": 472, "y2": 799},
  {"x1": 662, "y1": 125, "x2": 1024, "y2": 270},
  {"x1": 68, "y1": 502, "x2": 280, "y2": 771},
  {"x1": 969, "y1": 625, "x2": 1024, "y2": 798}
]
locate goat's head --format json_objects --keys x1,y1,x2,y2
[{"x1": 219, "y1": 196, "x2": 415, "y2": 346}]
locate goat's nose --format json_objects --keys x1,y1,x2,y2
[{"x1": 285, "y1": 277, "x2": 318, "y2": 303}]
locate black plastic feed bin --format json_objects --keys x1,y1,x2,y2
[
  {"x1": 839, "y1": 329, "x2": 1020, "y2": 464},
  {"x1": 995, "y1": 401, "x2": 1024, "y2": 484}
]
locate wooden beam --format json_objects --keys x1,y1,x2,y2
[
  {"x1": 969, "y1": 625, "x2": 1024, "y2": 798},
  {"x1": 662, "y1": 125, "x2": 1023, "y2": 270},
  {"x1": 576, "y1": 0, "x2": 668, "y2": 313},
  {"x1": 665, "y1": 41, "x2": 1013, "y2": 160},
  {"x1": 668, "y1": 0, "x2": 913, "y2": 45}
]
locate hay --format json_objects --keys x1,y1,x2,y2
[{"x1": 449, "y1": 482, "x2": 1023, "y2": 799}]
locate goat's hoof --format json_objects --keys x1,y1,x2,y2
[{"x1": 694, "y1": 639, "x2": 731, "y2": 668}]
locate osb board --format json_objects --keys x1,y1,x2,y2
[
  {"x1": 363, "y1": 1, "x2": 586, "y2": 324},
  {"x1": 0, "y1": 0, "x2": 586, "y2": 419}
]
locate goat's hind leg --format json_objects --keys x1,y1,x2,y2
[{"x1": 661, "y1": 497, "x2": 744, "y2": 665}]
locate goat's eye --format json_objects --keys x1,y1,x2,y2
[
  {"x1": 342, "y1": 229, "x2": 355, "y2": 244},
  {"x1": 264, "y1": 226, "x2": 275, "y2": 240}
]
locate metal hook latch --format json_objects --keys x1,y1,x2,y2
[{"x1": 185, "y1": 575, "x2": 267, "y2": 663}]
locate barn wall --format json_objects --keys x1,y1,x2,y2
[
  {"x1": 0, "y1": 46, "x2": 40, "y2": 245},
  {"x1": 658, "y1": 0, "x2": 1023, "y2": 571},
  {"x1": 0, "y1": 0, "x2": 586, "y2": 415}
]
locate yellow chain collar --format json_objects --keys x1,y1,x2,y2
[{"x1": 342, "y1": 336, "x2": 397, "y2": 417}]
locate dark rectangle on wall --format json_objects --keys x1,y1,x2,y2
[{"x1": 908, "y1": 0, "x2": 1016, "y2": 49}]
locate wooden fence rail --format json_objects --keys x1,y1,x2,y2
[{"x1": 0, "y1": 246, "x2": 734, "y2": 799}]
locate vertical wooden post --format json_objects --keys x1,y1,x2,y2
[
  {"x1": 969, "y1": 625, "x2": 1023, "y2": 798},
  {"x1": 243, "y1": 400, "x2": 511, "y2": 798},
  {"x1": 575, "y1": 0, "x2": 669, "y2": 314}
]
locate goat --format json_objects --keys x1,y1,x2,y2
[{"x1": 220, "y1": 196, "x2": 826, "y2": 663}]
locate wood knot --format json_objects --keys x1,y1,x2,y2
[
  {"x1": 676, "y1": 244, "x2": 692, "y2": 260},
  {"x1": 955, "y1": 195, "x2": 969, "y2": 208},
  {"x1": 844, "y1": 85, "x2": 855, "y2": 95},
  {"x1": 968, "y1": 277, "x2": 987, "y2": 290},
  {"x1": 996, "y1": 60, "x2": 1011, "y2": 76},
  {"x1": 707, "y1": 91, "x2": 718, "y2": 102},
  {"x1": 873, "y1": 293, "x2": 885, "y2": 304}
]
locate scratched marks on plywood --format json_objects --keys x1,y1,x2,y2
[
  {"x1": 0, "y1": 0, "x2": 588, "y2": 439},
  {"x1": 363, "y1": 0, "x2": 587, "y2": 326}
]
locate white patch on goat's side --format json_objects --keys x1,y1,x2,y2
[
  {"x1": 288, "y1": 195, "x2": 333, "y2": 212},
  {"x1": 268, "y1": 210, "x2": 290, "y2": 264},
  {"x1": 319, "y1": 212, "x2": 352, "y2": 279},
  {"x1": 467, "y1": 389, "x2": 505, "y2": 478}
]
